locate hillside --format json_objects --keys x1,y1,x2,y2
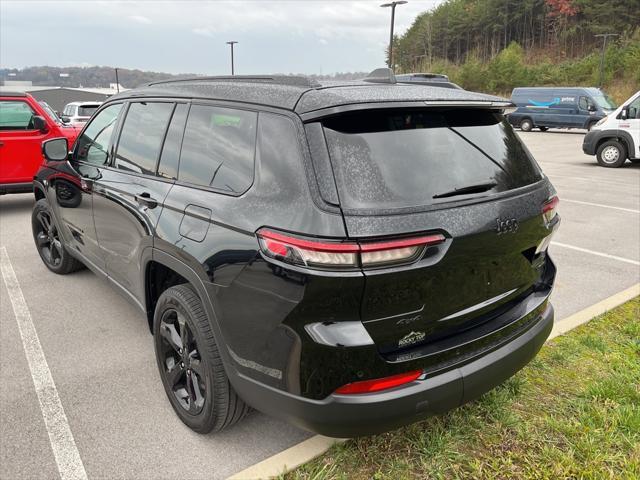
[{"x1": 394, "y1": 0, "x2": 640, "y2": 101}]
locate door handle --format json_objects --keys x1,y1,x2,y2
[
  {"x1": 135, "y1": 192, "x2": 158, "y2": 209},
  {"x1": 0, "y1": 141, "x2": 4, "y2": 147}
]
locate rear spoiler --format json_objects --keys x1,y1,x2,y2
[{"x1": 300, "y1": 100, "x2": 517, "y2": 122}]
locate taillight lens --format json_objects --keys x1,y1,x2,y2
[
  {"x1": 256, "y1": 229, "x2": 445, "y2": 269},
  {"x1": 542, "y1": 196, "x2": 559, "y2": 224},
  {"x1": 334, "y1": 370, "x2": 423, "y2": 395}
]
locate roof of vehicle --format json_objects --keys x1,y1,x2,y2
[
  {"x1": 107, "y1": 71, "x2": 508, "y2": 116},
  {"x1": 0, "y1": 91, "x2": 30, "y2": 97},
  {"x1": 65, "y1": 101, "x2": 104, "y2": 107},
  {"x1": 512, "y1": 87, "x2": 603, "y2": 94}
]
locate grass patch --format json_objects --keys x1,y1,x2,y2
[{"x1": 286, "y1": 298, "x2": 640, "y2": 480}]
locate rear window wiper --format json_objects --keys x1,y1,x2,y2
[{"x1": 433, "y1": 181, "x2": 497, "y2": 199}]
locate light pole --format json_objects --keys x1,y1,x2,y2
[
  {"x1": 381, "y1": 1, "x2": 407, "y2": 70},
  {"x1": 595, "y1": 33, "x2": 618, "y2": 88},
  {"x1": 226, "y1": 41, "x2": 238, "y2": 75}
]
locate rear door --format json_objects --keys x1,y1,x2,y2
[
  {"x1": 92, "y1": 101, "x2": 182, "y2": 305},
  {"x1": 319, "y1": 107, "x2": 553, "y2": 353}
]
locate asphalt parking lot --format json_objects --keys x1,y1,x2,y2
[{"x1": 1, "y1": 129, "x2": 639, "y2": 480}]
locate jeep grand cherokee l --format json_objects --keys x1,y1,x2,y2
[{"x1": 33, "y1": 70, "x2": 559, "y2": 437}]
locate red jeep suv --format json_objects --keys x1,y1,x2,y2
[{"x1": 0, "y1": 92, "x2": 81, "y2": 194}]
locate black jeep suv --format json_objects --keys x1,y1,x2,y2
[{"x1": 33, "y1": 70, "x2": 559, "y2": 437}]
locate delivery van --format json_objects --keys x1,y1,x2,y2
[
  {"x1": 508, "y1": 87, "x2": 617, "y2": 132},
  {"x1": 582, "y1": 90, "x2": 640, "y2": 167}
]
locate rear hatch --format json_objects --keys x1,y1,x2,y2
[{"x1": 318, "y1": 107, "x2": 555, "y2": 355}]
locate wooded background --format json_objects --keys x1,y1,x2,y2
[{"x1": 394, "y1": 0, "x2": 640, "y2": 101}]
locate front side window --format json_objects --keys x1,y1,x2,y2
[
  {"x1": 579, "y1": 97, "x2": 591, "y2": 110},
  {"x1": 75, "y1": 103, "x2": 122, "y2": 165},
  {"x1": 322, "y1": 108, "x2": 543, "y2": 211},
  {"x1": 0, "y1": 100, "x2": 36, "y2": 130},
  {"x1": 627, "y1": 97, "x2": 640, "y2": 119},
  {"x1": 114, "y1": 102, "x2": 174, "y2": 175},
  {"x1": 178, "y1": 105, "x2": 257, "y2": 194}
]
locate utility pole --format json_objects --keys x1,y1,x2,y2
[
  {"x1": 381, "y1": 1, "x2": 407, "y2": 70},
  {"x1": 595, "y1": 33, "x2": 618, "y2": 88},
  {"x1": 114, "y1": 68, "x2": 120, "y2": 93},
  {"x1": 226, "y1": 41, "x2": 238, "y2": 75}
]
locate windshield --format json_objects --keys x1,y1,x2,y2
[
  {"x1": 39, "y1": 102, "x2": 60, "y2": 122},
  {"x1": 592, "y1": 94, "x2": 617, "y2": 110},
  {"x1": 77, "y1": 105, "x2": 100, "y2": 117},
  {"x1": 322, "y1": 108, "x2": 543, "y2": 211}
]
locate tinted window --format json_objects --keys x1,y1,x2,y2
[
  {"x1": 78, "y1": 105, "x2": 99, "y2": 117},
  {"x1": 76, "y1": 103, "x2": 122, "y2": 165},
  {"x1": 323, "y1": 109, "x2": 543, "y2": 211},
  {"x1": 178, "y1": 105, "x2": 257, "y2": 194},
  {"x1": 114, "y1": 102, "x2": 174, "y2": 175},
  {"x1": 157, "y1": 103, "x2": 188, "y2": 180},
  {"x1": 0, "y1": 100, "x2": 36, "y2": 130}
]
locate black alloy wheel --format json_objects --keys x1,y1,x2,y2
[
  {"x1": 158, "y1": 308, "x2": 206, "y2": 415},
  {"x1": 34, "y1": 209, "x2": 63, "y2": 268},
  {"x1": 31, "y1": 199, "x2": 83, "y2": 274},
  {"x1": 153, "y1": 284, "x2": 249, "y2": 433}
]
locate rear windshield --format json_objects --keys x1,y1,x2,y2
[
  {"x1": 322, "y1": 108, "x2": 542, "y2": 211},
  {"x1": 78, "y1": 106, "x2": 99, "y2": 117}
]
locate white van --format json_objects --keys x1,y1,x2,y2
[{"x1": 582, "y1": 91, "x2": 640, "y2": 167}]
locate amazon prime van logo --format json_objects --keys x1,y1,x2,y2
[
  {"x1": 496, "y1": 217, "x2": 519, "y2": 235},
  {"x1": 398, "y1": 331, "x2": 426, "y2": 348}
]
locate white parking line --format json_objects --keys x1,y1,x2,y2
[
  {"x1": 0, "y1": 247, "x2": 88, "y2": 480},
  {"x1": 551, "y1": 241, "x2": 640, "y2": 266},
  {"x1": 560, "y1": 198, "x2": 640, "y2": 214}
]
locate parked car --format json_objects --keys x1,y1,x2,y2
[
  {"x1": 508, "y1": 87, "x2": 617, "y2": 132},
  {"x1": 395, "y1": 73, "x2": 463, "y2": 90},
  {"x1": 61, "y1": 101, "x2": 102, "y2": 125},
  {"x1": 33, "y1": 70, "x2": 560, "y2": 437},
  {"x1": 0, "y1": 92, "x2": 81, "y2": 194},
  {"x1": 582, "y1": 90, "x2": 640, "y2": 167}
]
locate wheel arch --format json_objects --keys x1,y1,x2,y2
[{"x1": 595, "y1": 132, "x2": 633, "y2": 158}]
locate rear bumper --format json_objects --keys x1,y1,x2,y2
[{"x1": 229, "y1": 300, "x2": 554, "y2": 437}]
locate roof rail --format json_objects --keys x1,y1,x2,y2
[
  {"x1": 362, "y1": 68, "x2": 397, "y2": 84},
  {"x1": 148, "y1": 75, "x2": 321, "y2": 88}
]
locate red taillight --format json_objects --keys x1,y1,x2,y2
[
  {"x1": 542, "y1": 196, "x2": 559, "y2": 224},
  {"x1": 256, "y1": 229, "x2": 445, "y2": 269},
  {"x1": 334, "y1": 370, "x2": 423, "y2": 395}
]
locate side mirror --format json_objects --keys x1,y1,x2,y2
[
  {"x1": 587, "y1": 104, "x2": 597, "y2": 112},
  {"x1": 42, "y1": 138, "x2": 69, "y2": 162},
  {"x1": 60, "y1": 116, "x2": 71, "y2": 124},
  {"x1": 32, "y1": 115, "x2": 49, "y2": 133},
  {"x1": 620, "y1": 107, "x2": 628, "y2": 120}
]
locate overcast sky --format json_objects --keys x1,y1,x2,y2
[{"x1": 1, "y1": 0, "x2": 442, "y2": 75}]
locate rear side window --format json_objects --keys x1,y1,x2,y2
[
  {"x1": 178, "y1": 105, "x2": 257, "y2": 194},
  {"x1": 322, "y1": 108, "x2": 542, "y2": 211},
  {"x1": 0, "y1": 100, "x2": 36, "y2": 130},
  {"x1": 114, "y1": 102, "x2": 174, "y2": 175},
  {"x1": 78, "y1": 105, "x2": 99, "y2": 117},
  {"x1": 157, "y1": 103, "x2": 188, "y2": 180}
]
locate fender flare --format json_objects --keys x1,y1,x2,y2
[{"x1": 143, "y1": 248, "x2": 240, "y2": 379}]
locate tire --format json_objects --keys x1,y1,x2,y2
[
  {"x1": 520, "y1": 118, "x2": 533, "y2": 132},
  {"x1": 31, "y1": 199, "x2": 84, "y2": 274},
  {"x1": 539, "y1": 126, "x2": 548, "y2": 132},
  {"x1": 596, "y1": 140, "x2": 627, "y2": 168},
  {"x1": 153, "y1": 284, "x2": 249, "y2": 433}
]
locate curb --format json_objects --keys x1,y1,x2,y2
[{"x1": 228, "y1": 283, "x2": 640, "y2": 479}]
